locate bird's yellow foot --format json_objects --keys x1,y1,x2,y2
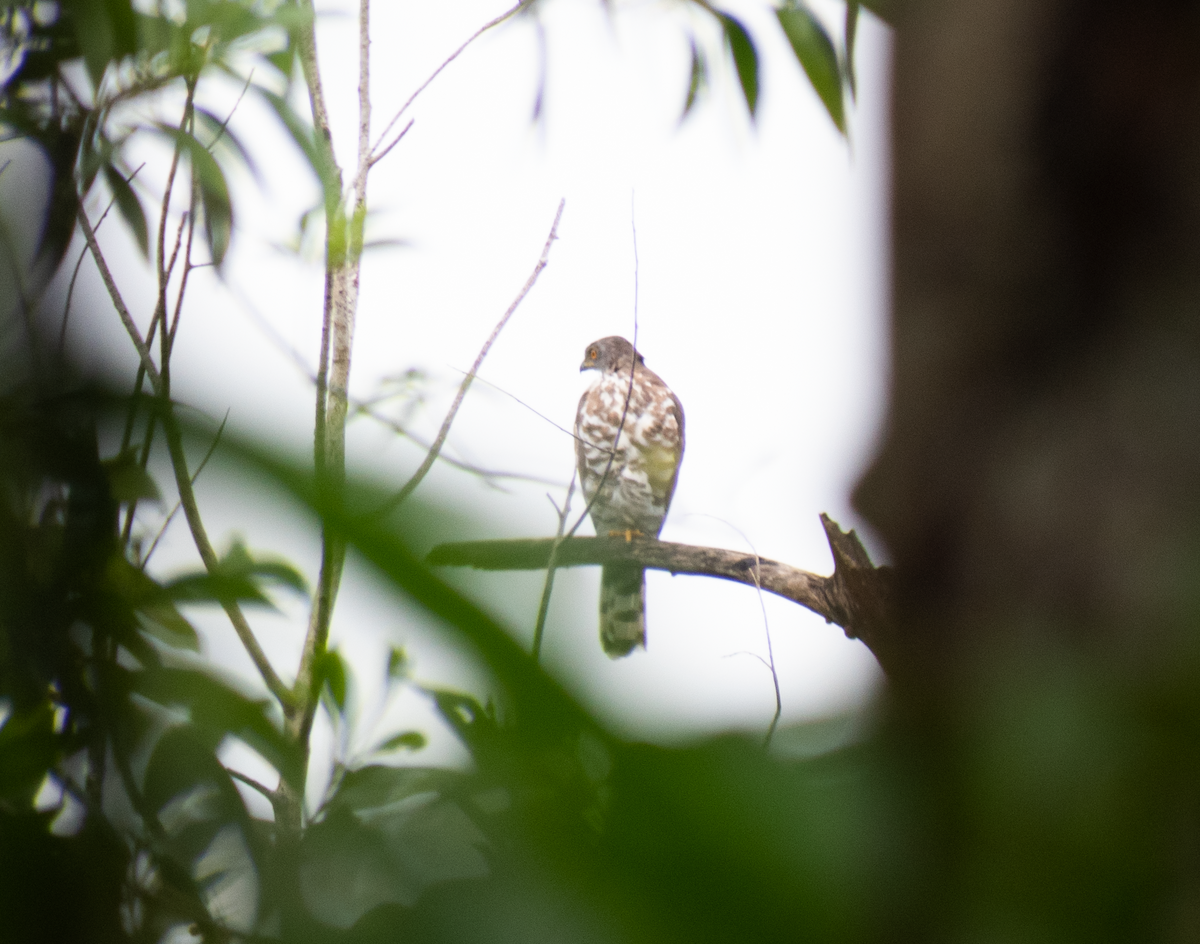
[{"x1": 607, "y1": 529, "x2": 644, "y2": 542}]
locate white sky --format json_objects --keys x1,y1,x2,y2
[{"x1": 13, "y1": 0, "x2": 892, "y2": 803}]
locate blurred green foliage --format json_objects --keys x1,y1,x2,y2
[{"x1": 4, "y1": 1, "x2": 1198, "y2": 943}]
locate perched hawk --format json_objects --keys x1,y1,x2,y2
[{"x1": 576, "y1": 336, "x2": 685, "y2": 657}]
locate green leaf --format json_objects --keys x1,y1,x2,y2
[
  {"x1": 776, "y1": 3, "x2": 845, "y2": 133},
  {"x1": 858, "y1": 0, "x2": 892, "y2": 22},
  {"x1": 844, "y1": 0, "x2": 860, "y2": 100},
  {"x1": 682, "y1": 37, "x2": 708, "y2": 120},
  {"x1": 193, "y1": 107, "x2": 258, "y2": 180},
  {"x1": 134, "y1": 667, "x2": 299, "y2": 783},
  {"x1": 138, "y1": 601, "x2": 200, "y2": 652},
  {"x1": 331, "y1": 765, "x2": 459, "y2": 817},
  {"x1": 258, "y1": 89, "x2": 340, "y2": 210},
  {"x1": 102, "y1": 554, "x2": 199, "y2": 652},
  {"x1": 102, "y1": 448, "x2": 159, "y2": 502},
  {"x1": 386, "y1": 646, "x2": 409, "y2": 680},
  {"x1": 102, "y1": 164, "x2": 149, "y2": 258},
  {"x1": 0, "y1": 703, "x2": 58, "y2": 806},
  {"x1": 318, "y1": 649, "x2": 348, "y2": 713},
  {"x1": 155, "y1": 125, "x2": 235, "y2": 267},
  {"x1": 165, "y1": 537, "x2": 307, "y2": 608},
  {"x1": 378, "y1": 731, "x2": 426, "y2": 753},
  {"x1": 196, "y1": 153, "x2": 232, "y2": 268},
  {"x1": 63, "y1": 0, "x2": 138, "y2": 88},
  {"x1": 143, "y1": 727, "x2": 251, "y2": 865},
  {"x1": 717, "y1": 13, "x2": 758, "y2": 117}
]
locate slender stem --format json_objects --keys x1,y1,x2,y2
[
  {"x1": 286, "y1": 0, "x2": 373, "y2": 836},
  {"x1": 86, "y1": 187, "x2": 290, "y2": 703},
  {"x1": 379, "y1": 198, "x2": 565, "y2": 515},
  {"x1": 59, "y1": 163, "x2": 145, "y2": 353},
  {"x1": 370, "y1": 0, "x2": 533, "y2": 163},
  {"x1": 532, "y1": 474, "x2": 576, "y2": 661},
  {"x1": 160, "y1": 408, "x2": 293, "y2": 705},
  {"x1": 77, "y1": 206, "x2": 161, "y2": 390},
  {"x1": 227, "y1": 768, "x2": 276, "y2": 800},
  {"x1": 140, "y1": 409, "x2": 228, "y2": 569}
]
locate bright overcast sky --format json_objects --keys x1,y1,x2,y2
[{"x1": 35, "y1": 0, "x2": 893, "y2": 786}]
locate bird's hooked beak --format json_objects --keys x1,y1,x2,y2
[{"x1": 580, "y1": 355, "x2": 596, "y2": 372}]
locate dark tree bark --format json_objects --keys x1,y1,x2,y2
[
  {"x1": 857, "y1": 0, "x2": 1200, "y2": 690},
  {"x1": 850, "y1": 1, "x2": 1200, "y2": 939}
]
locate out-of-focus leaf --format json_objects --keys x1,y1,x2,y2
[
  {"x1": 220, "y1": 436, "x2": 599, "y2": 749},
  {"x1": 259, "y1": 89, "x2": 339, "y2": 208},
  {"x1": 682, "y1": 36, "x2": 707, "y2": 120},
  {"x1": 318, "y1": 648, "x2": 348, "y2": 713},
  {"x1": 165, "y1": 537, "x2": 307, "y2": 608},
  {"x1": 193, "y1": 107, "x2": 258, "y2": 180},
  {"x1": 133, "y1": 667, "x2": 298, "y2": 782},
  {"x1": 845, "y1": 0, "x2": 860, "y2": 99},
  {"x1": 101, "y1": 448, "x2": 159, "y2": 503},
  {"x1": 35, "y1": 126, "x2": 84, "y2": 273},
  {"x1": 331, "y1": 766, "x2": 460, "y2": 818},
  {"x1": 776, "y1": 3, "x2": 845, "y2": 133},
  {"x1": 196, "y1": 152, "x2": 232, "y2": 268},
  {"x1": 103, "y1": 555, "x2": 199, "y2": 651},
  {"x1": 0, "y1": 704, "x2": 58, "y2": 806},
  {"x1": 138, "y1": 601, "x2": 200, "y2": 652},
  {"x1": 603, "y1": 736, "x2": 889, "y2": 942},
  {"x1": 378, "y1": 731, "x2": 426, "y2": 753},
  {"x1": 386, "y1": 646, "x2": 408, "y2": 680},
  {"x1": 717, "y1": 12, "x2": 758, "y2": 117},
  {"x1": 858, "y1": 0, "x2": 891, "y2": 22},
  {"x1": 301, "y1": 797, "x2": 488, "y2": 929},
  {"x1": 155, "y1": 125, "x2": 234, "y2": 267},
  {"x1": 143, "y1": 727, "x2": 250, "y2": 864},
  {"x1": 101, "y1": 163, "x2": 149, "y2": 259},
  {"x1": 63, "y1": 0, "x2": 138, "y2": 88}
]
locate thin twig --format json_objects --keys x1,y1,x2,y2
[
  {"x1": 140, "y1": 409, "x2": 229, "y2": 569},
  {"x1": 691, "y1": 513, "x2": 781, "y2": 745},
  {"x1": 227, "y1": 768, "x2": 277, "y2": 800},
  {"x1": 122, "y1": 88, "x2": 196, "y2": 545},
  {"x1": 532, "y1": 473, "x2": 576, "y2": 661},
  {"x1": 168, "y1": 176, "x2": 199, "y2": 356},
  {"x1": 161, "y1": 409, "x2": 293, "y2": 705},
  {"x1": 542, "y1": 199, "x2": 640, "y2": 659},
  {"x1": 58, "y1": 162, "x2": 145, "y2": 353},
  {"x1": 455, "y1": 370, "x2": 603, "y2": 451},
  {"x1": 751, "y1": 556, "x2": 782, "y2": 747},
  {"x1": 207, "y1": 68, "x2": 254, "y2": 153},
  {"x1": 369, "y1": 0, "x2": 534, "y2": 163},
  {"x1": 354, "y1": 398, "x2": 565, "y2": 488},
  {"x1": 378, "y1": 197, "x2": 565, "y2": 515},
  {"x1": 231, "y1": 283, "x2": 559, "y2": 489},
  {"x1": 367, "y1": 119, "x2": 412, "y2": 169},
  {"x1": 563, "y1": 197, "x2": 640, "y2": 542},
  {"x1": 77, "y1": 205, "x2": 161, "y2": 390}
]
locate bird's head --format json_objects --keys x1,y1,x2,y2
[{"x1": 580, "y1": 336, "x2": 643, "y2": 373}]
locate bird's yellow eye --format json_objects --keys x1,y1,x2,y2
[{"x1": 588, "y1": 347, "x2": 598, "y2": 359}]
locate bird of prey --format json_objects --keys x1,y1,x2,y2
[{"x1": 575, "y1": 336, "x2": 685, "y2": 657}]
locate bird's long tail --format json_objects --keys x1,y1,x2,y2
[{"x1": 599, "y1": 562, "x2": 646, "y2": 658}]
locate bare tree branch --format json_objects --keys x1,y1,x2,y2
[
  {"x1": 370, "y1": 0, "x2": 534, "y2": 163},
  {"x1": 378, "y1": 197, "x2": 565, "y2": 514},
  {"x1": 428, "y1": 514, "x2": 896, "y2": 666}
]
